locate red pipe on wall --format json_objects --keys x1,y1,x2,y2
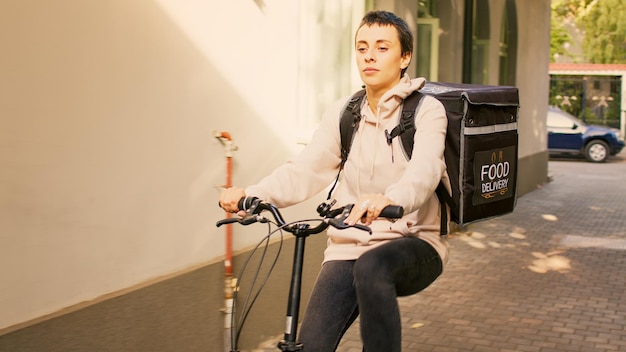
[
  {"x1": 224, "y1": 140, "x2": 233, "y2": 277},
  {"x1": 216, "y1": 131, "x2": 236, "y2": 276},
  {"x1": 214, "y1": 131, "x2": 238, "y2": 351}
]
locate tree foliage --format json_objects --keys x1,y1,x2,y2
[
  {"x1": 551, "y1": 0, "x2": 626, "y2": 64},
  {"x1": 550, "y1": 15, "x2": 571, "y2": 62},
  {"x1": 552, "y1": 0, "x2": 594, "y2": 18},
  {"x1": 579, "y1": 0, "x2": 626, "y2": 64}
]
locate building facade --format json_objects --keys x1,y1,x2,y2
[
  {"x1": 549, "y1": 63, "x2": 626, "y2": 139},
  {"x1": 0, "y1": 1, "x2": 550, "y2": 351}
]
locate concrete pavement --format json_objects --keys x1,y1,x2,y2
[{"x1": 253, "y1": 151, "x2": 626, "y2": 351}]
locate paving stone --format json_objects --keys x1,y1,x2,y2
[{"x1": 251, "y1": 152, "x2": 626, "y2": 351}]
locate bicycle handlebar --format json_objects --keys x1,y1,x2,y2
[
  {"x1": 216, "y1": 197, "x2": 404, "y2": 236},
  {"x1": 216, "y1": 197, "x2": 404, "y2": 351}
]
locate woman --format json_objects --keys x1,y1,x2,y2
[{"x1": 220, "y1": 10, "x2": 449, "y2": 351}]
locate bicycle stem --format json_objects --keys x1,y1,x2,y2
[{"x1": 278, "y1": 233, "x2": 307, "y2": 351}]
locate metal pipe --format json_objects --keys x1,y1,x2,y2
[{"x1": 214, "y1": 131, "x2": 238, "y2": 352}]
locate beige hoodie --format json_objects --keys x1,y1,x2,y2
[{"x1": 246, "y1": 75, "x2": 449, "y2": 265}]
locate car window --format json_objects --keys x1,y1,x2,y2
[{"x1": 547, "y1": 111, "x2": 576, "y2": 128}]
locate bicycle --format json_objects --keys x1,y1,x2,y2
[{"x1": 216, "y1": 196, "x2": 404, "y2": 352}]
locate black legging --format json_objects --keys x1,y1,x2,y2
[{"x1": 298, "y1": 237, "x2": 443, "y2": 351}]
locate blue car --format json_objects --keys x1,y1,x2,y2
[{"x1": 547, "y1": 106, "x2": 625, "y2": 162}]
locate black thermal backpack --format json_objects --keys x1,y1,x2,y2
[{"x1": 337, "y1": 81, "x2": 520, "y2": 235}]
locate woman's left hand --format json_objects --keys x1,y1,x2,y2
[{"x1": 345, "y1": 194, "x2": 395, "y2": 226}]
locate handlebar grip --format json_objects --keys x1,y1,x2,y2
[
  {"x1": 380, "y1": 205, "x2": 403, "y2": 219},
  {"x1": 216, "y1": 218, "x2": 239, "y2": 227},
  {"x1": 238, "y1": 196, "x2": 259, "y2": 211}
]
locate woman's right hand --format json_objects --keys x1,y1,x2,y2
[{"x1": 219, "y1": 187, "x2": 246, "y2": 214}]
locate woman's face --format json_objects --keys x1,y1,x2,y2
[{"x1": 355, "y1": 24, "x2": 411, "y2": 93}]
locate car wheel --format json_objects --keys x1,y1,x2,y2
[{"x1": 584, "y1": 140, "x2": 610, "y2": 162}]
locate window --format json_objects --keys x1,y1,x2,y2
[
  {"x1": 593, "y1": 80, "x2": 600, "y2": 90},
  {"x1": 547, "y1": 111, "x2": 576, "y2": 129},
  {"x1": 610, "y1": 76, "x2": 620, "y2": 95},
  {"x1": 416, "y1": 0, "x2": 440, "y2": 81},
  {"x1": 416, "y1": 17, "x2": 440, "y2": 81},
  {"x1": 471, "y1": 0, "x2": 490, "y2": 84},
  {"x1": 499, "y1": 0, "x2": 518, "y2": 85},
  {"x1": 297, "y1": 1, "x2": 363, "y2": 133}
]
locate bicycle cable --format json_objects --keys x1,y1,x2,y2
[{"x1": 230, "y1": 217, "x2": 325, "y2": 350}]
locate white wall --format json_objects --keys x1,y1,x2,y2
[
  {"x1": 484, "y1": 0, "x2": 551, "y2": 158},
  {"x1": 515, "y1": 0, "x2": 552, "y2": 157},
  {"x1": 0, "y1": 0, "x2": 305, "y2": 331},
  {"x1": 0, "y1": 0, "x2": 552, "y2": 333}
]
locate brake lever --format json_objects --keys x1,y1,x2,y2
[
  {"x1": 326, "y1": 204, "x2": 373, "y2": 234},
  {"x1": 216, "y1": 212, "x2": 265, "y2": 227},
  {"x1": 216, "y1": 218, "x2": 239, "y2": 227},
  {"x1": 240, "y1": 214, "x2": 268, "y2": 225}
]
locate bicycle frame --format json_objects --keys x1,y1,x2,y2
[{"x1": 216, "y1": 197, "x2": 403, "y2": 351}]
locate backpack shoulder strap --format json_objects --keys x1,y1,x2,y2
[
  {"x1": 327, "y1": 89, "x2": 366, "y2": 200},
  {"x1": 386, "y1": 91, "x2": 452, "y2": 236},
  {"x1": 384, "y1": 91, "x2": 424, "y2": 160},
  {"x1": 332, "y1": 90, "x2": 423, "y2": 199},
  {"x1": 339, "y1": 89, "x2": 366, "y2": 167},
  {"x1": 333, "y1": 89, "x2": 451, "y2": 237},
  {"x1": 435, "y1": 182, "x2": 452, "y2": 235}
]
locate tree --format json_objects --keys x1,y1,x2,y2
[
  {"x1": 579, "y1": 0, "x2": 626, "y2": 64},
  {"x1": 550, "y1": 0, "x2": 588, "y2": 63},
  {"x1": 550, "y1": 15, "x2": 572, "y2": 62},
  {"x1": 551, "y1": 0, "x2": 626, "y2": 64}
]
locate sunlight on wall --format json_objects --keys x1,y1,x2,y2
[
  {"x1": 154, "y1": 0, "x2": 301, "y2": 152},
  {"x1": 0, "y1": 0, "x2": 310, "y2": 332}
]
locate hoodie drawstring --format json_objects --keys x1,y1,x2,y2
[{"x1": 370, "y1": 105, "x2": 381, "y2": 178}]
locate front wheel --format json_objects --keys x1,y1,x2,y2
[{"x1": 584, "y1": 140, "x2": 610, "y2": 162}]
